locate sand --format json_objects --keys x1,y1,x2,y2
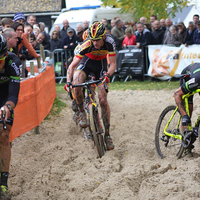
[{"x1": 9, "y1": 89, "x2": 200, "y2": 200}]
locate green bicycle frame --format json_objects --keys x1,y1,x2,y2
[{"x1": 164, "y1": 88, "x2": 200, "y2": 140}]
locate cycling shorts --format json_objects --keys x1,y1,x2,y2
[{"x1": 75, "y1": 56, "x2": 107, "y2": 84}]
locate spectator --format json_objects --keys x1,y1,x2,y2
[
  {"x1": 38, "y1": 22, "x2": 51, "y2": 50},
  {"x1": 140, "y1": 17, "x2": 147, "y2": 24},
  {"x1": 135, "y1": 22, "x2": 155, "y2": 48},
  {"x1": 54, "y1": 24, "x2": 61, "y2": 32},
  {"x1": 111, "y1": 18, "x2": 125, "y2": 50},
  {"x1": 29, "y1": 33, "x2": 37, "y2": 49},
  {"x1": 50, "y1": 30, "x2": 62, "y2": 52},
  {"x1": 160, "y1": 18, "x2": 166, "y2": 31},
  {"x1": 193, "y1": 14, "x2": 199, "y2": 26},
  {"x1": 83, "y1": 20, "x2": 89, "y2": 31},
  {"x1": 1, "y1": 18, "x2": 13, "y2": 30},
  {"x1": 122, "y1": 27, "x2": 136, "y2": 48},
  {"x1": 33, "y1": 27, "x2": 40, "y2": 38},
  {"x1": 150, "y1": 15, "x2": 157, "y2": 24},
  {"x1": 14, "y1": 12, "x2": 25, "y2": 24},
  {"x1": 185, "y1": 21, "x2": 196, "y2": 46},
  {"x1": 2, "y1": 28, "x2": 18, "y2": 51},
  {"x1": 35, "y1": 32, "x2": 45, "y2": 50},
  {"x1": 62, "y1": 27, "x2": 79, "y2": 54},
  {"x1": 59, "y1": 19, "x2": 70, "y2": 40},
  {"x1": 163, "y1": 18, "x2": 173, "y2": 43},
  {"x1": 14, "y1": 23, "x2": 40, "y2": 60},
  {"x1": 132, "y1": 22, "x2": 137, "y2": 34},
  {"x1": 163, "y1": 25, "x2": 180, "y2": 46},
  {"x1": 152, "y1": 20, "x2": 165, "y2": 44},
  {"x1": 76, "y1": 23, "x2": 84, "y2": 42},
  {"x1": 144, "y1": 23, "x2": 152, "y2": 32},
  {"x1": 193, "y1": 20, "x2": 200, "y2": 44},
  {"x1": 105, "y1": 26, "x2": 112, "y2": 35},
  {"x1": 177, "y1": 22, "x2": 187, "y2": 44},
  {"x1": 102, "y1": 18, "x2": 109, "y2": 27},
  {"x1": 27, "y1": 15, "x2": 36, "y2": 26},
  {"x1": 111, "y1": 18, "x2": 116, "y2": 29}
]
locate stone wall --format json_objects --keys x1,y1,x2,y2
[{"x1": 0, "y1": 0, "x2": 61, "y2": 14}]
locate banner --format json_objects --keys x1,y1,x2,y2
[
  {"x1": 147, "y1": 44, "x2": 200, "y2": 80},
  {"x1": 116, "y1": 47, "x2": 144, "y2": 77},
  {"x1": 9, "y1": 66, "x2": 57, "y2": 142}
]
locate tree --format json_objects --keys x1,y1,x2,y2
[{"x1": 100, "y1": 0, "x2": 191, "y2": 21}]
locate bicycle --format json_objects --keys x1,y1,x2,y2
[
  {"x1": 1, "y1": 107, "x2": 7, "y2": 130},
  {"x1": 69, "y1": 77, "x2": 108, "y2": 158},
  {"x1": 155, "y1": 74, "x2": 200, "y2": 159}
]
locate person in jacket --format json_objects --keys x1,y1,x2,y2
[
  {"x1": 177, "y1": 22, "x2": 187, "y2": 44},
  {"x1": 152, "y1": 20, "x2": 165, "y2": 44},
  {"x1": 135, "y1": 22, "x2": 155, "y2": 48},
  {"x1": 163, "y1": 25, "x2": 181, "y2": 46},
  {"x1": 193, "y1": 20, "x2": 200, "y2": 44},
  {"x1": 185, "y1": 21, "x2": 196, "y2": 46},
  {"x1": 50, "y1": 30, "x2": 62, "y2": 52},
  {"x1": 122, "y1": 27, "x2": 136, "y2": 48}
]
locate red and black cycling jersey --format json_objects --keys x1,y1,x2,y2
[
  {"x1": 75, "y1": 34, "x2": 116, "y2": 60},
  {"x1": 0, "y1": 52, "x2": 21, "y2": 107}
]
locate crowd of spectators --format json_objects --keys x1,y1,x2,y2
[{"x1": 0, "y1": 12, "x2": 200, "y2": 69}]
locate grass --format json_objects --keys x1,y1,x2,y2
[
  {"x1": 45, "y1": 97, "x2": 66, "y2": 119},
  {"x1": 56, "y1": 80, "x2": 180, "y2": 92}
]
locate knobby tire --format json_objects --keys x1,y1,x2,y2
[
  {"x1": 89, "y1": 104, "x2": 105, "y2": 158},
  {"x1": 155, "y1": 105, "x2": 184, "y2": 159}
]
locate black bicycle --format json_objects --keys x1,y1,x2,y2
[{"x1": 69, "y1": 78, "x2": 108, "y2": 158}]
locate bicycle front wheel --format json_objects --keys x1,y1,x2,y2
[
  {"x1": 155, "y1": 105, "x2": 184, "y2": 159},
  {"x1": 89, "y1": 104, "x2": 105, "y2": 158}
]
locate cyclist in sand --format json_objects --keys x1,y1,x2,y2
[
  {"x1": 0, "y1": 34, "x2": 21, "y2": 200},
  {"x1": 65, "y1": 22, "x2": 117, "y2": 150}
]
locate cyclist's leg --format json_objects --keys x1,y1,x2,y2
[
  {"x1": 97, "y1": 84, "x2": 114, "y2": 150},
  {"x1": 73, "y1": 69, "x2": 87, "y2": 127},
  {"x1": 0, "y1": 122, "x2": 12, "y2": 199}
]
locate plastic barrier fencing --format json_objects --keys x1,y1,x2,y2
[{"x1": 9, "y1": 66, "x2": 57, "y2": 142}]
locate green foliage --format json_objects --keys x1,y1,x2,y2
[{"x1": 101, "y1": 0, "x2": 190, "y2": 21}]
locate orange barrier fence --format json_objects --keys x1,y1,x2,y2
[{"x1": 10, "y1": 66, "x2": 57, "y2": 142}]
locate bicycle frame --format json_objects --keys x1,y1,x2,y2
[{"x1": 164, "y1": 88, "x2": 200, "y2": 140}]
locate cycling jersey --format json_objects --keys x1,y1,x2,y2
[
  {"x1": 75, "y1": 34, "x2": 116, "y2": 80},
  {"x1": 75, "y1": 34, "x2": 116, "y2": 60},
  {"x1": 0, "y1": 52, "x2": 21, "y2": 126},
  {"x1": 180, "y1": 63, "x2": 200, "y2": 104}
]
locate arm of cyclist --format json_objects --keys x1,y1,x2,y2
[
  {"x1": 102, "y1": 55, "x2": 117, "y2": 83},
  {"x1": 65, "y1": 56, "x2": 81, "y2": 92},
  {"x1": 174, "y1": 87, "x2": 191, "y2": 126}
]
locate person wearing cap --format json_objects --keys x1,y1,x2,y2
[
  {"x1": 62, "y1": 27, "x2": 79, "y2": 54},
  {"x1": 193, "y1": 20, "x2": 200, "y2": 44},
  {"x1": 14, "y1": 12, "x2": 25, "y2": 24},
  {"x1": 177, "y1": 22, "x2": 187, "y2": 44}
]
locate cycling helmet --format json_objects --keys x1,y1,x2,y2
[
  {"x1": 82, "y1": 29, "x2": 89, "y2": 41},
  {"x1": 88, "y1": 22, "x2": 106, "y2": 40},
  {"x1": 0, "y1": 34, "x2": 8, "y2": 56}
]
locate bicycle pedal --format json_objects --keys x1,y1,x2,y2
[{"x1": 161, "y1": 135, "x2": 169, "y2": 142}]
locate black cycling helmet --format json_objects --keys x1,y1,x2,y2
[
  {"x1": 88, "y1": 22, "x2": 106, "y2": 40},
  {"x1": 0, "y1": 34, "x2": 8, "y2": 56}
]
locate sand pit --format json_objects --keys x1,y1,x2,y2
[{"x1": 9, "y1": 89, "x2": 200, "y2": 200}]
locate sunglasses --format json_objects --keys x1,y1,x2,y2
[{"x1": 0, "y1": 56, "x2": 6, "y2": 63}]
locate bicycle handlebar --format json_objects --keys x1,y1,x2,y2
[{"x1": 68, "y1": 79, "x2": 108, "y2": 100}]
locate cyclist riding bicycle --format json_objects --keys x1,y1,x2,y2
[
  {"x1": 0, "y1": 34, "x2": 21, "y2": 199},
  {"x1": 174, "y1": 62, "x2": 200, "y2": 153},
  {"x1": 65, "y1": 22, "x2": 117, "y2": 150}
]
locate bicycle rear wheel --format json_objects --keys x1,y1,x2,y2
[
  {"x1": 89, "y1": 104, "x2": 105, "y2": 158},
  {"x1": 155, "y1": 105, "x2": 184, "y2": 159}
]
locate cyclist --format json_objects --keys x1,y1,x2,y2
[
  {"x1": 65, "y1": 22, "x2": 117, "y2": 150},
  {"x1": 0, "y1": 34, "x2": 21, "y2": 199},
  {"x1": 174, "y1": 63, "x2": 200, "y2": 153}
]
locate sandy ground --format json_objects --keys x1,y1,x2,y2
[{"x1": 8, "y1": 89, "x2": 200, "y2": 200}]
